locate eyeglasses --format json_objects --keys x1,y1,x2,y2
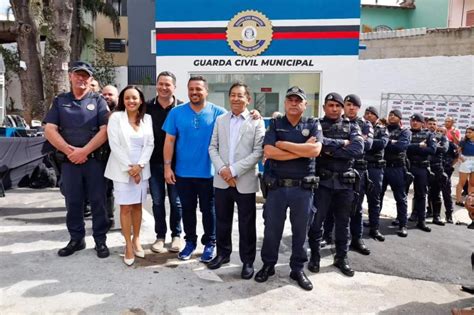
[{"x1": 193, "y1": 115, "x2": 200, "y2": 129}]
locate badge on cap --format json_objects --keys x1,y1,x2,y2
[
  {"x1": 302, "y1": 129, "x2": 310, "y2": 137},
  {"x1": 328, "y1": 95, "x2": 333, "y2": 100},
  {"x1": 292, "y1": 87, "x2": 299, "y2": 93},
  {"x1": 86, "y1": 104, "x2": 95, "y2": 111}
]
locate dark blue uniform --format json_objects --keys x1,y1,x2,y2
[
  {"x1": 427, "y1": 131, "x2": 449, "y2": 221},
  {"x1": 442, "y1": 141, "x2": 459, "y2": 221},
  {"x1": 44, "y1": 91, "x2": 109, "y2": 243},
  {"x1": 365, "y1": 121, "x2": 389, "y2": 231},
  {"x1": 308, "y1": 117, "x2": 363, "y2": 261},
  {"x1": 381, "y1": 125, "x2": 411, "y2": 228},
  {"x1": 407, "y1": 128, "x2": 436, "y2": 224},
  {"x1": 261, "y1": 116, "x2": 322, "y2": 272}
]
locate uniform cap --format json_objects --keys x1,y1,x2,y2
[
  {"x1": 365, "y1": 106, "x2": 379, "y2": 118},
  {"x1": 410, "y1": 113, "x2": 424, "y2": 123},
  {"x1": 389, "y1": 109, "x2": 403, "y2": 120},
  {"x1": 69, "y1": 61, "x2": 94, "y2": 76},
  {"x1": 324, "y1": 92, "x2": 344, "y2": 106},
  {"x1": 344, "y1": 94, "x2": 361, "y2": 107},
  {"x1": 285, "y1": 86, "x2": 307, "y2": 101}
]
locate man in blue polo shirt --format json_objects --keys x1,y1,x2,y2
[{"x1": 162, "y1": 76, "x2": 227, "y2": 262}]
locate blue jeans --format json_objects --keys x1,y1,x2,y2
[
  {"x1": 149, "y1": 164, "x2": 182, "y2": 239},
  {"x1": 175, "y1": 176, "x2": 215, "y2": 245}
]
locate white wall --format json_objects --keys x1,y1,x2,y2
[{"x1": 358, "y1": 55, "x2": 474, "y2": 113}]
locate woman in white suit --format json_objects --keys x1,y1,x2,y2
[{"x1": 105, "y1": 85, "x2": 154, "y2": 266}]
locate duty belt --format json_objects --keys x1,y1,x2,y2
[
  {"x1": 277, "y1": 179, "x2": 302, "y2": 187},
  {"x1": 410, "y1": 160, "x2": 430, "y2": 168},
  {"x1": 368, "y1": 160, "x2": 386, "y2": 169},
  {"x1": 386, "y1": 160, "x2": 405, "y2": 168}
]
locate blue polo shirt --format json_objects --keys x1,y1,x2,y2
[{"x1": 162, "y1": 102, "x2": 227, "y2": 178}]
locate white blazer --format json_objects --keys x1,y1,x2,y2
[{"x1": 104, "y1": 111, "x2": 154, "y2": 183}]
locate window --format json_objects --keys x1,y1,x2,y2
[
  {"x1": 107, "y1": 0, "x2": 127, "y2": 16},
  {"x1": 104, "y1": 38, "x2": 126, "y2": 53},
  {"x1": 151, "y1": 30, "x2": 156, "y2": 54},
  {"x1": 466, "y1": 10, "x2": 474, "y2": 27}
]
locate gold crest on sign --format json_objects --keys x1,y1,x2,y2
[{"x1": 226, "y1": 10, "x2": 273, "y2": 57}]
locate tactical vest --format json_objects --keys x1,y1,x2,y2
[
  {"x1": 385, "y1": 126, "x2": 407, "y2": 163},
  {"x1": 319, "y1": 117, "x2": 353, "y2": 170},
  {"x1": 429, "y1": 133, "x2": 445, "y2": 167},
  {"x1": 366, "y1": 123, "x2": 386, "y2": 162},
  {"x1": 408, "y1": 128, "x2": 430, "y2": 162}
]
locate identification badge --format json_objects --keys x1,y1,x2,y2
[
  {"x1": 302, "y1": 129, "x2": 310, "y2": 137},
  {"x1": 86, "y1": 104, "x2": 95, "y2": 111}
]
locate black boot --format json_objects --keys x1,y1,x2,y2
[
  {"x1": 416, "y1": 221, "x2": 431, "y2": 232},
  {"x1": 369, "y1": 229, "x2": 385, "y2": 242},
  {"x1": 445, "y1": 212, "x2": 453, "y2": 224},
  {"x1": 308, "y1": 252, "x2": 320, "y2": 273},
  {"x1": 333, "y1": 257, "x2": 354, "y2": 277},
  {"x1": 350, "y1": 238, "x2": 371, "y2": 255},
  {"x1": 432, "y1": 216, "x2": 445, "y2": 226}
]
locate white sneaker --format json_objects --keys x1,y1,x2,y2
[
  {"x1": 169, "y1": 237, "x2": 181, "y2": 253},
  {"x1": 151, "y1": 239, "x2": 166, "y2": 253}
]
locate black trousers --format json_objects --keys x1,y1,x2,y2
[{"x1": 215, "y1": 187, "x2": 256, "y2": 264}]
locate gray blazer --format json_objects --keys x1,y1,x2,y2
[{"x1": 209, "y1": 111, "x2": 265, "y2": 194}]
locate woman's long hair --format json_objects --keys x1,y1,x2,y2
[{"x1": 115, "y1": 85, "x2": 147, "y2": 125}]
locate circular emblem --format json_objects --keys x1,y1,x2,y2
[
  {"x1": 86, "y1": 104, "x2": 95, "y2": 111},
  {"x1": 302, "y1": 129, "x2": 310, "y2": 137},
  {"x1": 226, "y1": 10, "x2": 273, "y2": 57}
]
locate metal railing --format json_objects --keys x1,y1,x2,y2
[{"x1": 128, "y1": 66, "x2": 155, "y2": 85}]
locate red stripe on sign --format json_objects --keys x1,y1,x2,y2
[
  {"x1": 156, "y1": 33, "x2": 226, "y2": 40},
  {"x1": 156, "y1": 31, "x2": 359, "y2": 41},
  {"x1": 273, "y1": 31, "x2": 360, "y2": 39}
]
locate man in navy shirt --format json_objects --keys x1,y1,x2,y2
[{"x1": 44, "y1": 61, "x2": 110, "y2": 258}]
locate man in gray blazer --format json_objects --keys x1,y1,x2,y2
[{"x1": 208, "y1": 82, "x2": 265, "y2": 279}]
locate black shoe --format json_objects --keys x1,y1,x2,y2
[
  {"x1": 432, "y1": 216, "x2": 445, "y2": 226},
  {"x1": 290, "y1": 270, "x2": 313, "y2": 291},
  {"x1": 391, "y1": 219, "x2": 400, "y2": 226},
  {"x1": 363, "y1": 221, "x2": 370, "y2": 228},
  {"x1": 468, "y1": 222, "x2": 474, "y2": 230},
  {"x1": 461, "y1": 285, "x2": 474, "y2": 294},
  {"x1": 58, "y1": 239, "x2": 86, "y2": 257},
  {"x1": 416, "y1": 221, "x2": 431, "y2": 232},
  {"x1": 446, "y1": 213, "x2": 453, "y2": 224},
  {"x1": 455, "y1": 201, "x2": 465, "y2": 207},
  {"x1": 84, "y1": 203, "x2": 92, "y2": 217},
  {"x1": 254, "y1": 265, "x2": 275, "y2": 283},
  {"x1": 369, "y1": 229, "x2": 385, "y2": 242},
  {"x1": 333, "y1": 257, "x2": 354, "y2": 277},
  {"x1": 308, "y1": 253, "x2": 320, "y2": 273},
  {"x1": 350, "y1": 239, "x2": 371, "y2": 255},
  {"x1": 397, "y1": 226, "x2": 408, "y2": 237},
  {"x1": 95, "y1": 242, "x2": 110, "y2": 258},
  {"x1": 207, "y1": 255, "x2": 230, "y2": 270},
  {"x1": 241, "y1": 263, "x2": 254, "y2": 280}
]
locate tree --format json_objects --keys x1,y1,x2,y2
[
  {"x1": 87, "y1": 39, "x2": 116, "y2": 86},
  {"x1": 9, "y1": 0, "x2": 44, "y2": 123}
]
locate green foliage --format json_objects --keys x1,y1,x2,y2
[
  {"x1": 0, "y1": 46, "x2": 20, "y2": 83},
  {"x1": 87, "y1": 39, "x2": 116, "y2": 86}
]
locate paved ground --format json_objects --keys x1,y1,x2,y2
[{"x1": 0, "y1": 185, "x2": 473, "y2": 314}]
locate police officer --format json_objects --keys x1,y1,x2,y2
[
  {"x1": 407, "y1": 113, "x2": 436, "y2": 232},
  {"x1": 441, "y1": 127, "x2": 458, "y2": 223},
  {"x1": 307, "y1": 92, "x2": 364, "y2": 277},
  {"x1": 44, "y1": 61, "x2": 110, "y2": 258},
  {"x1": 364, "y1": 106, "x2": 389, "y2": 241},
  {"x1": 342, "y1": 94, "x2": 373, "y2": 255},
  {"x1": 426, "y1": 118, "x2": 449, "y2": 225},
  {"x1": 255, "y1": 86, "x2": 322, "y2": 291},
  {"x1": 381, "y1": 109, "x2": 411, "y2": 237}
]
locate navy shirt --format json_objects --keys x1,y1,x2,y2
[
  {"x1": 146, "y1": 96, "x2": 183, "y2": 164},
  {"x1": 263, "y1": 115, "x2": 323, "y2": 179},
  {"x1": 385, "y1": 125, "x2": 412, "y2": 163},
  {"x1": 43, "y1": 91, "x2": 108, "y2": 147}
]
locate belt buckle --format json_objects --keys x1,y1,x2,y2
[{"x1": 282, "y1": 179, "x2": 293, "y2": 187}]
